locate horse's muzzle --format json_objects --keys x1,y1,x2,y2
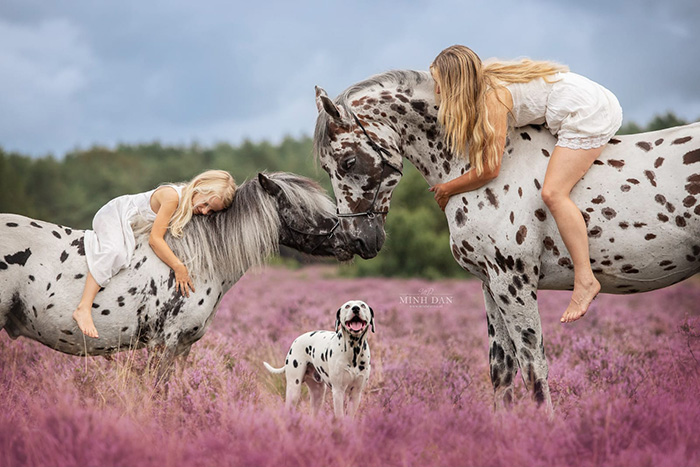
[{"x1": 343, "y1": 218, "x2": 386, "y2": 259}]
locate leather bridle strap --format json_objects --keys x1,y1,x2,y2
[{"x1": 336, "y1": 112, "x2": 403, "y2": 220}]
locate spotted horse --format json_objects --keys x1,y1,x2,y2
[
  {"x1": 0, "y1": 172, "x2": 351, "y2": 382},
  {"x1": 314, "y1": 70, "x2": 700, "y2": 411}
]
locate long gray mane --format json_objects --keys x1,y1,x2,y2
[
  {"x1": 153, "y1": 172, "x2": 335, "y2": 282},
  {"x1": 313, "y1": 70, "x2": 431, "y2": 157}
]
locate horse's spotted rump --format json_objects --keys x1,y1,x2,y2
[
  {"x1": 684, "y1": 149, "x2": 700, "y2": 165},
  {"x1": 673, "y1": 136, "x2": 692, "y2": 145},
  {"x1": 636, "y1": 141, "x2": 652, "y2": 151},
  {"x1": 687, "y1": 174, "x2": 700, "y2": 195},
  {"x1": 601, "y1": 208, "x2": 617, "y2": 219},
  {"x1": 608, "y1": 159, "x2": 624, "y2": 169},
  {"x1": 644, "y1": 170, "x2": 657, "y2": 187}
]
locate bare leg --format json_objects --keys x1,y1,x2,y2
[
  {"x1": 72, "y1": 271, "x2": 101, "y2": 338},
  {"x1": 542, "y1": 145, "x2": 605, "y2": 323}
]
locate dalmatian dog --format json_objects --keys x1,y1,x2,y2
[{"x1": 264, "y1": 300, "x2": 374, "y2": 418}]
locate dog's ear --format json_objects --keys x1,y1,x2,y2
[
  {"x1": 369, "y1": 306, "x2": 375, "y2": 333},
  {"x1": 335, "y1": 308, "x2": 341, "y2": 332}
]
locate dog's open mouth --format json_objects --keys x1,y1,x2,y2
[{"x1": 345, "y1": 316, "x2": 367, "y2": 332}]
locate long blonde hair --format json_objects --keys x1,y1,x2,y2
[
  {"x1": 430, "y1": 45, "x2": 569, "y2": 175},
  {"x1": 169, "y1": 169, "x2": 237, "y2": 237}
]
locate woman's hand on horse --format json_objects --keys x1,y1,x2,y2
[
  {"x1": 174, "y1": 264, "x2": 195, "y2": 297},
  {"x1": 429, "y1": 184, "x2": 451, "y2": 211}
]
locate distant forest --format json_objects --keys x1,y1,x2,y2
[{"x1": 0, "y1": 112, "x2": 694, "y2": 278}]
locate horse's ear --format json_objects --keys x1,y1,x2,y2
[
  {"x1": 258, "y1": 173, "x2": 282, "y2": 197},
  {"x1": 315, "y1": 86, "x2": 341, "y2": 120}
]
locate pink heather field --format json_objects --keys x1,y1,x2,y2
[{"x1": 2, "y1": 265, "x2": 700, "y2": 467}]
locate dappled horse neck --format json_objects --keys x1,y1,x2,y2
[
  {"x1": 343, "y1": 70, "x2": 456, "y2": 183},
  {"x1": 315, "y1": 70, "x2": 433, "y2": 152}
]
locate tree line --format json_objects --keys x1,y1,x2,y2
[{"x1": 0, "y1": 112, "x2": 694, "y2": 278}]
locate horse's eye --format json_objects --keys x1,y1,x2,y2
[{"x1": 341, "y1": 157, "x2": 356, "y2": 170}]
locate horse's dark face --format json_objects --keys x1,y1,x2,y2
[
  {"x1": 257, "y1": 173, "x2": 353, "y2": 261},
  {"x1": 314, "y1": 87, "x2": 403, "y2": 259}
]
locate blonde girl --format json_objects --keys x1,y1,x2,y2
[
  {"x1": 429, "y1": 45, "x2": 622, "y2": 323},
  {"x1": 72, "y1": 169, "x2": 237, "y2": 338}
]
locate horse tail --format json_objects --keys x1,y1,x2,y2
[{"x1": 263, "y1": 361, "x2": 285, "y2": 374}]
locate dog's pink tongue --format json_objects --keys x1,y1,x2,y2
[{"x1": 349, "y1": 321, "x2": 364, "y2": 331}]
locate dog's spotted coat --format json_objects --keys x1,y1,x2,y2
[
  {"x1": 264, "y1": 300, "x2": 374, "y2": 417},
  {"x1": 314, "y1": 70, "x2": 700, "y2": 411}
]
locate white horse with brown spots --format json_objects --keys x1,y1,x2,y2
[{"x1": 313, "y1": 70, "x2": 700, "y2": 411}]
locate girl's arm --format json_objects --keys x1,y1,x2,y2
[
  {"x1": 148, "y1": 187, "x2": 195, "y2": 297},
  {"x1": 430, "y1": 88, "x2": 510, "y2": 210}
]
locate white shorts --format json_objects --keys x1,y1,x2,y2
[{"x1": 546, "y1": 73, "x2": 623, "y2": 150}]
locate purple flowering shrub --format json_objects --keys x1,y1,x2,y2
[{"x1": 1, "y1": 266, "x2": 699, "y2": 467}]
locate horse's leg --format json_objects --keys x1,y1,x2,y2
[
  {"x1": 179, "y1": 345, "x2": 191, "y2": 362},
  {"x1": 482, "y1": 283, "x2": 518, "y2": 411},
  {"x1": 486, "y1": 276, "x2": 552, "y2": 412},
  {"x1": 149, "y1": 336, "x2": 179, "y2": 387},
  {"x1": 154, "y1": 345, "x2": 176, "y2": 387},
  {"x1": 172, "y1": 345, "x2": 192, "y2": 379}
]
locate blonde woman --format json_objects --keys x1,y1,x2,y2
[
  {"x1": 429, "y1": 45, "x2": 622, "y2": 324},
  {"x1": 72, "y1": 170, "x2": 237, "y2": 338}
]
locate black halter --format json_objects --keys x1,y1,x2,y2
[
  {"x1": 280, "y1": 216, "x2": 341, "y2": 255},
  {"x1": 335, "y1": 112, "x2": 403, "y2": 220}
]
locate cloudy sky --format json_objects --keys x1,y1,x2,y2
[{"x1": 1, "y1": 0, "x2": 698, "y2": 157}]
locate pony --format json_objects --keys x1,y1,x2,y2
[
  {"x1": 313, "y1": 70, "x2": 700, "y2": 410},
  {"x1": 0, "y1": 172, "x2": 351, "y2": 381}
]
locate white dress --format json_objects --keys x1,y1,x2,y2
[
  {"x1": 505, "y1": 72, "x2": 623, "y2": 150},
  {"x1": 84, "y1": 185, "x2": 183, "y2": 286}
]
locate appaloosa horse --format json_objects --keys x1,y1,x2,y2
[
  {"x1": 0, "y1": 172, "x2": 350, "y2": 381},
  {"x1": 314, "y1": 70, "x2": 700, "y2": 410}
]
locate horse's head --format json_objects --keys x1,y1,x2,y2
[
  {"x1": 313, "y1": 85, "x2": 405, "y2": 259},
  {"x1": 257, "y1": 172, "x2": 353, "y2": 261}
]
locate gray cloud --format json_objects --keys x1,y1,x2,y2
[{"x1": 1, "y1": 0, "x2": 698, "y2": 157}]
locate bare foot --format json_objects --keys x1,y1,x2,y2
[
  {"x1": 560, "y1": 278, "x2": 601, "y2": 323},
  {"x1": 72, "y1": 305, "x2": 99, "y2": 338}
]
